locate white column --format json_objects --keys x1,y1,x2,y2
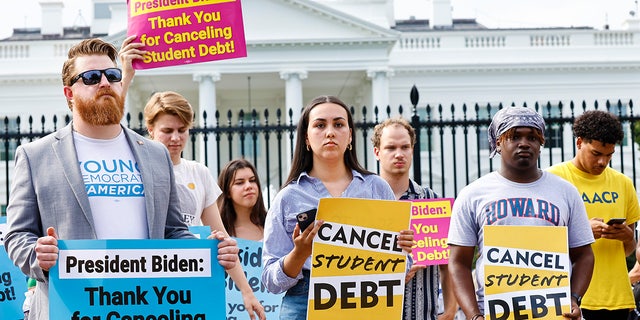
[
  {"x1": 280, "y1": 70, "x2": 308, "y2": 124},
  {"x1": 279, "y1": 70, "x2": 307, "y2": 165},
  {"x1": 193, "y1": 72, "x2": 221, "y2": 177},
  {"x1": 366, "y1": 68, "x2": 393, "y2": 171},
  {"x1": 122, "y1": 79, "x2": 141, "y2": 127},
  {"x1": 367, "y1": 68, "x2": 394, "y2": 120},
  {"x1": 122, "y1": 87, "x2": 132, "y2": 127}
]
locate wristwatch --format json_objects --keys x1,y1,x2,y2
[{"x1": 570, "y1": 292, "x2": 582, "y2": 306}]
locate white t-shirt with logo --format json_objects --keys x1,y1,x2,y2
[
  {"x1": 74, "y1": 130, "x2": 148, "y2": 239},
  {"x1": 173, "y1": 158, "x2": 222, "y2": 226}
]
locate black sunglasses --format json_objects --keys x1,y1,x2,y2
[{"x1": 70, "y1": 68, "x2": 123, "y2": 86}]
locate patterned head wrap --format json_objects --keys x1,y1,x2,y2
[{"x1": 488, "y1": 106, "x2": 545, "y2": 158}]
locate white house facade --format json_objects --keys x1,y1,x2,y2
[{"x1": 0, "y1": 0, "x2": 639, "y2": 202}]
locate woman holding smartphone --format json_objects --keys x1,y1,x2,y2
[{"x1": 261, "y1": 95, "x2": 414, "y2": 320}]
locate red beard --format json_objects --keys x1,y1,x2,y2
[{"x1": 74, "y1": 88, "x2": 125, "y2": 126}]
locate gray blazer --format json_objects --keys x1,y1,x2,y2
[{"x1": 4, "y1": 123, "x2": 195, "y2": 320}]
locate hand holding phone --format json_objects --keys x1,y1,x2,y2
[
  {"x1": 296, "y1": 208, "x2": 317, "y2": 232},
  {"x1": 606, "y1": 218, "x2": 626, "y2": 225}
]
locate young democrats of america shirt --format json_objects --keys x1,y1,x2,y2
[{"x1": 74, "y1": 130, "x2": 148, "y2": 239}]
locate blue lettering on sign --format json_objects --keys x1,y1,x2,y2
[{"x1": 582, "y1": 191, "x2": 618, "y2": 204}]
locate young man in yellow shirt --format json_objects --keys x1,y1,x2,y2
[{"x1": 548, "y1": 110, "x2": 640, "y2": 320}]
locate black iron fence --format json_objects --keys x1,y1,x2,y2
[{"x1": 1, "y1": 97, "x2": 639, "y2": 213}]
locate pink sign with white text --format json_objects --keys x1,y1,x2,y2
[
  {"x1": 127, "y1": 0, "x2": 247, "y2": 70},
  {"x1": 409, "y1": 198, "x2": 453, "y2": 266}
]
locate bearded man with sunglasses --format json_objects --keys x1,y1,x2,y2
[{"x1": 4, "y1": 38, "x2": 239, "y2": 320}]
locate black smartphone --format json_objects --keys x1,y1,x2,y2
[
  {"x1": 606, "y1": 218, "x2": 626, "y2": 225},
  {"x1": 296, "y1": 208, "x2": 317, "y2": 232}
]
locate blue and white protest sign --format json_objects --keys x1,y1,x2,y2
[
  {"x1": 50, "y1": 238, "x2": 225, "y2": 319},
  {"x1": 0, "y1": 216, "x2": 29, "y2": 320},
  {"x1": 226, "y1": 238, "x2": 283, "y2": 320},
  {"x1": 189, "y1": 226, "x2": 211, "y2": 239}
]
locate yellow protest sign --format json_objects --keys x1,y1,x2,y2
[
  {"x1": 308, "y1": 198, "x2": 411, "y2": 320},
  {"x1": 484, "y1": 225, "x2": 571, "y2": 320}
]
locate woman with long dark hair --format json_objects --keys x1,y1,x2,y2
[
  {"x1": 261, "y1": 95, "x2": 414, "y2": 319},
  {"x1": 218, "y1": 159, "x2": 267, "y2": 241}
]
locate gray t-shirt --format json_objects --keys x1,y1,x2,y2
[{"x1": 448, "y1": 171, "x2": 594, "y2": 311}]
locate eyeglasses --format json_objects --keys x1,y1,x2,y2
[{"x1": 70, "y1": 68, "x2": 122, "y2": 86}]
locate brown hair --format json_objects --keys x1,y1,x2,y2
[
  {"x1": 217, "y1": 159, "x2": 267, "y2": 237},
  {"x1": 143, "y1": 91, "x2": 195, "y2": 132},
  {"x1": 371, "y1": 117, "x2": 416, "y2": 148}
]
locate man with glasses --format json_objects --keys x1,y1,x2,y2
[{"x1": 4, "y1": 38, "x2": 239, "y2": 320}]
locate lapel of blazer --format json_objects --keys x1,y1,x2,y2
[
  {"x1": 52, "y1": 123, "x2": 95, "y2": 234},
  {"x1": 121, "y1": 127, "x2": 156, "y2": 236}
]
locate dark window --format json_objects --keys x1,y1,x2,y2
[
  {"x1": 609, "y1": 103, "x2": 629, "y2": 147},
  {"x1": 240, "y1": 112, "x2": 261, "y2": 158},
  {"x1": 94, "y1": 4, "x2": 112, "y2": 19},
  {"x1": 543, "y1": 105, "x2": 562, "y2": 148},
  {"x1": 478, "y1": 106, "x2": 499, "y2": 150},
  {"x1": 417, "y1": 108, "x2": 434, "y2": 151},
  {"x1": 1, "y1": 118, "x2": 18, "y2": 161}
]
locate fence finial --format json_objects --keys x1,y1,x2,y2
[{"x1": 410, "y1": 85, "x2": 419, "y2": 108}]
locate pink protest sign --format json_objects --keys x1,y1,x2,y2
[
  {"x1": 409, "y1": 198, "x2": 453, "y2": 266},
  {"x1": 127, "y1": 0, "x2": 247, "y2": 70}
]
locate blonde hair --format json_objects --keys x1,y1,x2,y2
[{"x1": 143, "y1": 91, "x2": 194, "y2": 131}]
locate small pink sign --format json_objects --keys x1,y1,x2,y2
[
  {"x1": 127, "y1": 0, "x2": 247, "y2": 70},
  {"x1": 409, "y1": 198, "x2": 453, "y2": 266}
]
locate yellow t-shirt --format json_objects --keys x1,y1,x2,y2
[{"x1": 547, "y1": 162, "x2": 640, "y2": 310}]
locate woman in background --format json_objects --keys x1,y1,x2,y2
[{"x1": 218, "y1": 159, "x2": 267, "y2": 241}]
